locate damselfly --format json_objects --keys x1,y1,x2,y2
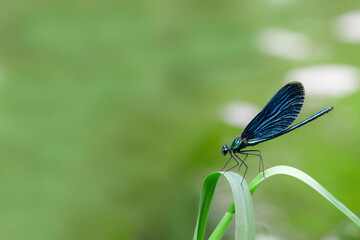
[{"x1": 221, "y1": 82, "x2": 334, "y2": 179}]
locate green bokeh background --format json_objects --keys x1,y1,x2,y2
[{"x1": 0, "y1": 1, "x2": 359, "y2": 239}]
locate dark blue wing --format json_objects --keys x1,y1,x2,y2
[{"x1": 241, "y1": 82, "x2": 305, "y2": 140}]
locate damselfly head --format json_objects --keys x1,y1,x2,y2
[{"x1": 221, "y1": 145, "x2": 229, "y2": 156}]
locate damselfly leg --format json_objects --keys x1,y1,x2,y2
[
  {"x1": 238, "y1": 154, "x2": 248, "y2": 171},
  {"x1": 240, "y1": 150, "x2": 265, "y2": 179},
  {"x1": 221, "y1": 155, "x2": 234, "y2": 171},
  {"x1": 233, "y1": 153, "x2": 248, "y2": 185}
]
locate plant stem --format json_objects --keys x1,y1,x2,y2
[{"x1": 208, "y1": 203, "x2": 235, "y2": 240}]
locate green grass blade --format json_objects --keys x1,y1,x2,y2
[
  {"x1": 193, "y1": 172, "x2": 222, "y2": 240},
  {"x1": 208, "y1": 204, "x2": 235, "y2": 240},
  {"x1": 248, "y1": 165, "x2": 360, "y2": 228},
  {"x1": 210, "y1": 165, "x2": 360, "y2": 238},
  {"x1": 193, "y1": 172, "x2": 255, "y2": 240},
  {"x1": 221, "y1": 172, "x2": 255, "y2": 240},
  {"x1": 195, "y1": 165, "x2": 360, "y2": 240}
]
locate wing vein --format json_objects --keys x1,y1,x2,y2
[{"x1": 240, "y1": 82, "x2": 305, "y2": 140}]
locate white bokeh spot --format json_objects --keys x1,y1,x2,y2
[
  {"x1": 257, "y1": 28, "x2": 315, "y2": 60},
  {"x1": 222, "y1": 102, "x2": 260, "y2": 127},
  {"x1": 333, "y1": 10, "x2": 360, "y2": 43},
  {"x1": 284, "y1": 64, "x2": 359, "y2": 97}
]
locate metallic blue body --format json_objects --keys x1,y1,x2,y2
[
  {"x1": 246, "y1": 106, "x2": 334, "y2": 146},
  {"x1": 221, "y1": 81, "x2": 334, "y2": 176},
  {"x1": 225, "y1": 82, "x2": 334, "y2": 152}
]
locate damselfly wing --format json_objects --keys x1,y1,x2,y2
[{"x1": 221, "y1": 82, "x2": 334, "y2": 180}]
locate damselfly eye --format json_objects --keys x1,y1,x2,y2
[{"x1": 221, "y1": 145, "x2": 229, "y2": 156}]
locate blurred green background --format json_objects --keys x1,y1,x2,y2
[{"x1": 1, "y1": 0, "x2": 360, "y2": 239}]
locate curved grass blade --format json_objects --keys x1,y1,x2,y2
[
  {"x1": 220, "y1": 172, "x2": 255, "y2": 240},
  {"x1": 193, "y1": 172, "x2": 222, "y2": 240},
  {"x1": 214, "y1": 165, "x2": 360, "y2": 237},
  {"x1": 248, "y1": 165, "x2": 360, "y2": 228},
  {"x1": 193, "y1": 172, "x2": 255, "y2": 240}
]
